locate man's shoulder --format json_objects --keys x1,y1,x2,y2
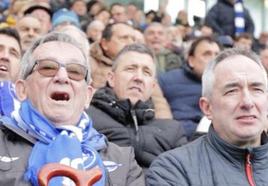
[
  {"x1": 159, "y1": 68, "x2": 183, "y2": 83},
  {"x1": 153, "y1": 136, "x2": 206, "y2": 165}
]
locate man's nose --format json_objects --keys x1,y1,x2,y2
[
  {"x1": 0, "y1": 49, "x2": 10, "y2": 60},
  {"x1": 240, "y1": 90, "x2": 254, "y2": 110},
  {"x1": 53, "y1": 67, "x2": 70, "y2": 83},
  {"x1": 28, "y1": 29, "x2": 36, "y2": 36}
]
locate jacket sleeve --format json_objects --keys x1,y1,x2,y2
[
  {"x1": 132, "y1": 119, "x2": 187, "y2": 167},
  {"x1": 204, "y1": 5, "x2": 225, "y2": 35},
  {"x1": 146, "y1": 151, "x2": 189, "y2": 186},
  {"x1": 126, "y1": 147, "x2": 145, "y2": 186}
]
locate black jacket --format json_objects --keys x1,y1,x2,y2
[
  {"x1": 205, "y1": 0, "x2": 254, "y2": 37},
  {"x1": 146, "y1": 126, "x2": 268, "y2": 186},
  {"x1": 86, "y1": 87, "x2": 187, "y2": 168}
]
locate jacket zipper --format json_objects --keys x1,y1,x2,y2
[
  {"x1": 245, "y1": 153, "x2": 255, "y2": 186},
  {"x1": 130, "y1": 109, "x2": 139, "y2": 142}
]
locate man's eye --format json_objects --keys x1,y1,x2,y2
[
  {"x1": 253, "y1": 88, "x2": 264, "y2": 93},
  {"x1": 144, "y1": 70, "x2": 152, "y2": 76},
  {"x1": 225, "y1": 89, "x2": 237, "y2": 95}
]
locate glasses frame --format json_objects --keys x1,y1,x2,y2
[{"x1": 29, "y1": 58, "x2": 88, "y2": 81}]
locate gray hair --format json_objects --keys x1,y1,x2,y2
[
  {"x1": 19, "y1": 32, "x2": 91, "y2": 83},
  {"x1": 112, "y1": 43, "x2": 156, "y2": 72},
  {"x1": 202, "y1": 48, "x2": 267, "y2": 98}
]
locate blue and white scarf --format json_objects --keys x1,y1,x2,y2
[
  {"x1": 0, "y1": 81, "x2": 20, "y2": 117},
  {"x1": 0, "y1": 99, "x2": 107, "y2": 186},
  {"x1": 234, "y1": 0, "x2": 245, "y2": 36}
]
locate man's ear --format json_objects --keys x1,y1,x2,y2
[
  {"x1": 107, "y1": 71, "x2": 115, "y2": 88},
  {"x1": 100, "y1": 39, "x2": 108, "y2": 52},
  {"x1": 15, "y1": 80, "x2": 28, "y2": 101},
  {"x1": 188, "y1": 56, "x2": 194, "y2": 68},
  {"x1": 199, "y1": 97, "x2": 213, "y2": 120},
  {"x1": 84, "y1": 84, "x2": 94, "y2": 109}
]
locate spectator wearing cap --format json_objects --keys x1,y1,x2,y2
[
  {"x1": 24, "y1": 1, "x2": 52, "y2": 34},
  {"x1": 23, "y1": 1, "x2": 52, "y2": 34},
  {"x1": 52, "y1": 8, "x2": 80, "y2": 29},
  {"x1": 15, "y1": 15, "x2": 42, "y2": 53}
]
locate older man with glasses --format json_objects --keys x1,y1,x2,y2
[{"x1": 0, "y1": 32, "x2": 144, "y2": 186}]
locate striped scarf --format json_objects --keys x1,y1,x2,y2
[
  {"x1": 0, "y1": 99, "x2": 107, "y2": 186},
  {"x1": 234, "y1": 0, "x2": 245, "y2": 36}
]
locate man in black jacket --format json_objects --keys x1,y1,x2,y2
[
  {"x1": 146, "y1": 48, "x2": 268, "y2": 185},
  {"x1": 86, "y1": 43, "x2": 187, "y2": 168}
]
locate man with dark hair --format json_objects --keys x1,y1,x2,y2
[
  {"x1": 147, "y1": 48, "x2": 268, "y2": 186},
  {"x1": 0, "y1": 27, "x2": 22, "y2": 82},
  {"x1": 159, "y1": 36, "x2": 220, "y2": 138},
  {"x1": 87, "y1": 43, "x2": 187, "y2": 168},
  {"x1": 90, "y1": 22, "x2": 135, "y2": 89}
]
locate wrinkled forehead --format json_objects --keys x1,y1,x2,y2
[
  {"x1": 214, "y1": 55, "x2": 267, "y2": 87},
  {"x1": 32, "y1": 41, "x2": 86, "y2": 64},
  {"x1": 117, "y1": 51, "x2": 156, "y2": 70}
]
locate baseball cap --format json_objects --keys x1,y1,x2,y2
[{"x1": 23, "y1": 2, "x2": 52, "y2": 18}]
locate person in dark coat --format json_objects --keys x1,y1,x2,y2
[
  {"x1": 86, "y1": 43, "x2": 187, "y2": 168},
  {"x1": 159, "y1": 36, "x2": 221, "y2": 138},
  {"x1": 205, "y1": 0, "x2": 255, "y2": 38},
  {"x1": 146, "y1": 48, "x2": 268, "y2": 186}
]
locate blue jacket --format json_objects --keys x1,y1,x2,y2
[{"x1": 158, "y1": 64, "x2": 202, "y2": 138}]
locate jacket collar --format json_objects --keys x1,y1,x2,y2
[{"x1": 207, "y1": 126, "x2": 268, "y2": 167}]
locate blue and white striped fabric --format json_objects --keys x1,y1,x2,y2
[
  {"x1": 234, "y1": 0, "x2": 245, "y2": 36},
  {"x1": 0, "y1": 81, "x2": 20, "y2": 117},
  {"x1": 0, "y1": 99, "x2": 107, "y2": 186}
]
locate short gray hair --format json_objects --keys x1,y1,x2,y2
[
  {"x1": 202, "y1": 48, "x2": 267, "y2": 98},
  {"x1": 19, "y1": 32, "x2": 91, "y2": 83},
  {"x1": 112, "y1": 43, "x2": 156, "y2": 72}
]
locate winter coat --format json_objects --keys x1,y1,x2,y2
[
  {"x1": 158, "y1": 64, "x2": 203, "y2": 138},
  {"x1": 0, "y1": 124, "x2": 145, "y2": 186},
  {"x1": 146, "y1": 126, "x2": 268, "y2": 186},
  {"x1": 86, "y1": 87, "x2": 187, "y2": 168},
  {"x1": 205, "y1": 0, "x2": 255, "y2": 37}
]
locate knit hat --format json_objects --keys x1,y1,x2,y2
[{"x1": 52, "y1": 8, "x2": 80, "y2": 28}]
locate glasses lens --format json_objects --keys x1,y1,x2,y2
[
  {"x1": 37, "y1": 60, "x2": 59, "y2": 77},
  {"x1": 66, "y1": 63, "x2": 87, "y2": 81}
]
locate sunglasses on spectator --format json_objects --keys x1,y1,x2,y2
[{"x1": 31, "y1": 59, "x2": 88, "y2": 81}]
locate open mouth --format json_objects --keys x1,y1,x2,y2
[
  {"x1": 50, "y1": 92, "x2": 70, "y2": 101},
  {"x1": 0, "y1": 64, "x2": 8, "y2": 72}
]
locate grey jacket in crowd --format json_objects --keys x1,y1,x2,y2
[
  {"x1": 0, "y1": 124, "x2": 145, "y2": 186},
  {"x1": 146, "y1": 126, "x2": 268, "y2": 186}
]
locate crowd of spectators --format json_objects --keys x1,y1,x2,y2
[{"x1": 1, "y1": 0, "x2": 268, "y2": 185}]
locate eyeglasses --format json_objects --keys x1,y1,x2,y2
[{"x1": 31, "y1": 59, "x2": 88, "y2": 81}]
